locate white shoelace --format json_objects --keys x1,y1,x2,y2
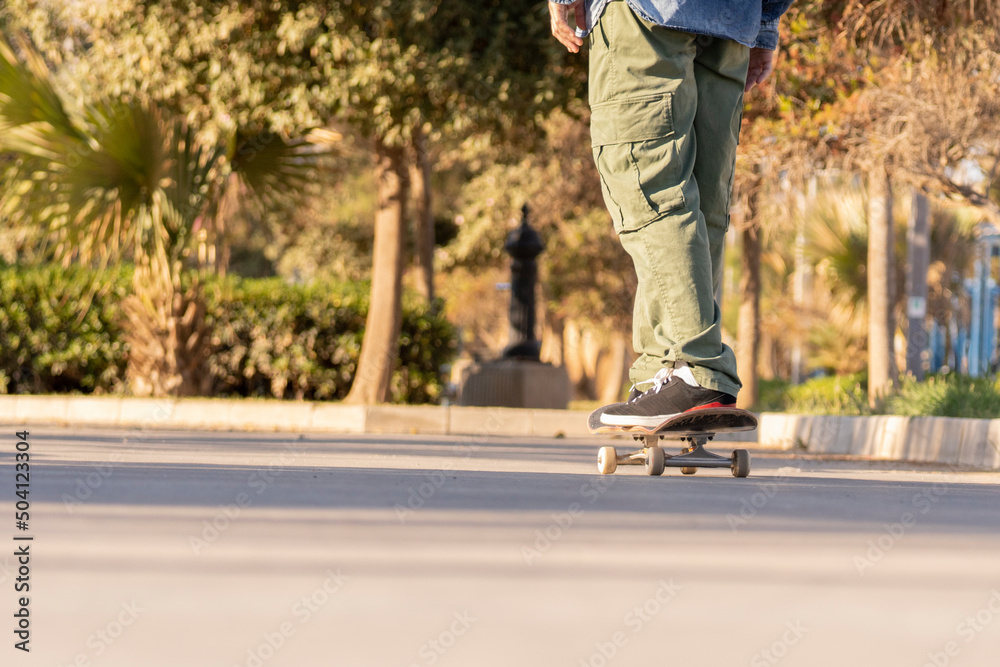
[{"x1": 628, "y1": 367, "x2": 675, "y2": 402}]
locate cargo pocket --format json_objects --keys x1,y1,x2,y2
[{"x1": 591, "y1": 92, "x2": 686, "y2": 234}]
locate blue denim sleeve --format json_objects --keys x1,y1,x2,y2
[
  {"x1": 755, "y1": 0, "x2": 795, "y2": 49},
  {"x1": 761, "y1": 0, "x2": 795, "y2": 22},
  {"x1": 753, "y1": 18, "x2": 780, "y2": 49}
]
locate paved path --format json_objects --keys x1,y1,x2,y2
[{"x1": 4, "y1": 427, "x2": 1000, "y2": 667}]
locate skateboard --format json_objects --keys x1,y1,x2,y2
[{"x1": 588, "y1": 406, "x2": 757, "y2": 477}]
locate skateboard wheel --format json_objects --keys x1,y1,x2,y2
[
  {"x1": 680, "y1": 445, "x2": 696, "y2": 474},
  {"x1": 731, "y1": 449, "x2": 750, "y2": 478},
  {"x1": 644, "y1": 446, "x2": 665, "y2": 476},
  {"x1": 597, "y1": 446, "x2": 618, "y2": 475}
]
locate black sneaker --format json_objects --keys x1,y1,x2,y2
[
  {"x1": 599, "y1": 365, "x2": 736, "y2": 427},
  {"x1": 587, "y1": 385, "x2": 644, "y2": 430}
]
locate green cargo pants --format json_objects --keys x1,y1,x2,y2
[{"x1": 589, "y1": 1, "x2": 749, "y2": 397}]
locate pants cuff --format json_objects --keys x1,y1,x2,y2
[{"x1": 629, "y1": 360, "x2": 741, "y2": 398}]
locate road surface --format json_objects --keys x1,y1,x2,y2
[{"x1": 3, "y1": 427, "x2": 999, "y2": 666}]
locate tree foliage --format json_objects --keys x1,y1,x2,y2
[
  {"x1": 740, "y1": 0, "x2": 1000, "y2": 213},
  {"x1": 1, "y1": 0, "x2": 585, "y2": 403},
  {"x1": 442, "y1": 109, "x2": 634, "y2": 335},
  {"x1": 734, "y1": 0, "x2": 999, "y2": 396},
  {"x1": 0, "y1": 30, "x2": 332, "y2": 396},
  {"x1": 1, "y1": 0, "x2": 583, "y2": 145}
]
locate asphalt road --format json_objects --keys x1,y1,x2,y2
[{"x1": 3, "y1": 427, "x2": 1000, "y2": 667}]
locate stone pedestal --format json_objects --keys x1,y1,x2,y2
[{"x1": 459, "y1": 359, "x2": 570, "y2": 409}]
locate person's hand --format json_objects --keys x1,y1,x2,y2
[
  {"x1": 744, "y1": 46, "x2": 776, "y2": 92},
  {"x1": 549, "y1": 0, "x2": 585, "y2": 53}
]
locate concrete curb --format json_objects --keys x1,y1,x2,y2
[
  {"x1": 0, "y1": 395, "x2": 583, "y2": 438},
  {"x1": 2, "y1": 395, "x2": 998, "y2": 469},
  {"x1": 758, "y1": 412, "x2": 1000, "y2": 469}
]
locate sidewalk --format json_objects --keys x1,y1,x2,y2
[{"x1": 1, "y1": 394, "x2": 998, "y2": 469}]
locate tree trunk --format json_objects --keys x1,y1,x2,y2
[
  {"x1": 124, "y1": 259, "x2": 212, "y2": 398},
  {"x1": 411, "y1": 124, "x2": 435, "y2": 303},
  {"x1": 562, "y1": 318, "x2": 587, "y2": 399},
  {"x1": 346, "y1": 140, "x2": 409, "y2": 404},
  {"x1": 540, "y1": 309, "x2": 564, "y2": 368},
  {"x1": 597, "y1": 331, "x2": 629, "y2": 404},
  {"x1": 791, "y1": 176, "x2": 816, "y2": 384},
  {"x1": 905, "y1": 190, "x2": 930, "y2": 380},
  {"x1": 212, "y1": 172, "x2": 241, "y2": 278},
  {"x1": 736, "y1": 210, "x2": 761, "y2": 410},
  {"x1": 868, "y1": 170, "x2": 897, "y2": 408}
]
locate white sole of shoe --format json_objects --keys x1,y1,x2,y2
[{"x1": 599, "y1": 411, "x2": 682, "y2": 428}]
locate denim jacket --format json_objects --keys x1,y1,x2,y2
[{"x1": 552, "y1": 0, "x2": 794, "y2": 50}]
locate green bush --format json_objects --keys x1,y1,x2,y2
[
  {"x1": 784, "y1": 372, "x2": 871, "y2": 415},
  {"x1": 204, "y1": 278, "x2": 366, "y2": 400},
  {"x1": 0, "y1": 265, "x2": 456, "y2": 403},
  {"x1": 205, "y1": 278, "x2": 456, "y2": 403},
  {"x1": 754, "y1": 371, "x2": 1000, "y2": 419},
  {"x1": 0, "y1": 264, "x2": 129, "y2": 394},
  {"x1": 753, "y1": 372, "x2": 871, "y2": 416},
  {"x1": 393, "y1": 294, "x2": 458, "y2": 404},
  {"x1": 752, "y1": 378, "x2": 792, "y2": 413},
  {"x1": 887, "y1": 374, "x2": 1000, "y2": 419}
]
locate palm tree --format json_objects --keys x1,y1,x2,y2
[
  {"x1": 0, "y1": 37, "x2": 335, "y2": 396},
  {"x1": 804, "y1": 183, "x2": 871, "y2": 374},
  {"x1": 801, "y1": 181, "x2": 980, "y2": 379}
]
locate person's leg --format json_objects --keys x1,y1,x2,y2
[
  {"x1": 691, "y1": 35, "x2": 749, "y2": 301},
  {"x1": 589, "y1": 2, "x2": 746, "y2": 398}
]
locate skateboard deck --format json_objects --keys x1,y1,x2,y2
[{"x1": 588, "y1": 406, "x2": 758, "y2": 436}]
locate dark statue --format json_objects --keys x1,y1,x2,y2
[{"x1": 503, "y1": 204, "x2": 544, "y2": 360}]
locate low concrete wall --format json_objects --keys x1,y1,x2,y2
[
  {"x1": 0, "y1": 395, "x2": 585, "y2": 438},
  {"x1": 758, "y1": 412, "x2": 1000, "y2": 469},
  {"x1": 2, "y1": 395, "x2": 998, "y2": 469}
]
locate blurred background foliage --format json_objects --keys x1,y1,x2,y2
[
  {"x1": 0, "y1": 263, "x2": 454, "y2": 403},
  {"x1": 1, "y1": 0, "x2": 999, "y2": 414},
  {"x1": 0, "y1": 263, "x2": 130, "y2": 394},
  {"x1": 756, "y1": 372, "x2": 1000, "y2": 419}
]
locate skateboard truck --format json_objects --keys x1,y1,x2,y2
[{"x1": 597, "y1": 435, "x2": 750, "y2": 478}]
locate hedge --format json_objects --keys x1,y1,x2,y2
[
  {"x1": 0, "y1": 264, "x2": 456, "y2": 403},
  {"x1": 0, "y1": 264, "x2": 130, "y2": 394},
  {"x1": 887, "y1": 374, "x2": 1000, "y2": 419},
  {"x1": 755, "y1": 371, "x2": 1000, "y2": 419}
]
